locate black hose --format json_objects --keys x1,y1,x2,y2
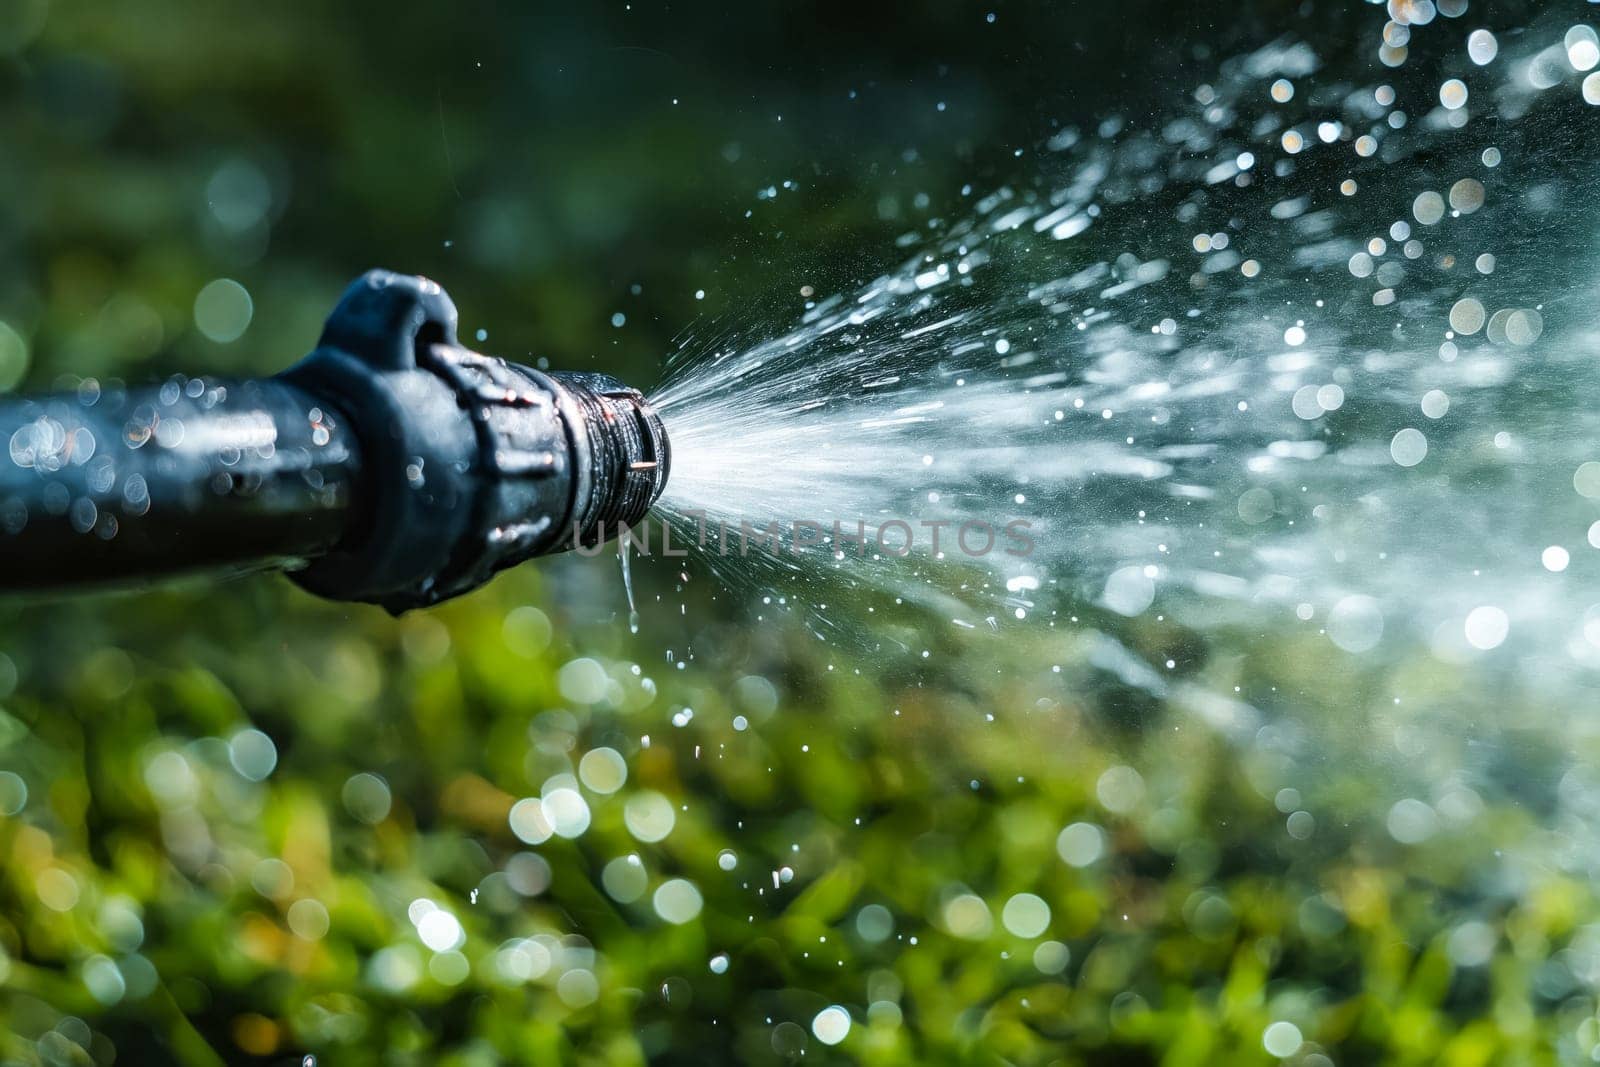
[{"x1": 0, "y1": 376, "x2": 361, "y2": 590}]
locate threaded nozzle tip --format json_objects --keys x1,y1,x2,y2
[{"x1": 548, "y1": 371, "x2": 670, "y2": 546}]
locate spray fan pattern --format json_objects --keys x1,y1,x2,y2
[{"x1": 652, "y1": 2, "x2": 1600, "y2": 681}]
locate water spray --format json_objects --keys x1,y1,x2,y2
[
  {"x1": 0, "y1": 270, "x2": 670, "y2": 613},
  {"x1": 640, "y1": 7, "x2": 1600, "y2": 673}
]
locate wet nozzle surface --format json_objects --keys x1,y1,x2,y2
[{"x1": 284, "y1": 271, "x2": 670, "y2": 612}]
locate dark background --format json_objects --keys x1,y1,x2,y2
[{"x1": 0, "y1": 0, "x2": 1325, "y2": 391}]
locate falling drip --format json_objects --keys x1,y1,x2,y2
[{"x1": 620, "y1": 537, "x2": 640, "y2": 634}]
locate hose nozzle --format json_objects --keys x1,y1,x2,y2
[{"x1": 283, "y1": 270, "x2": 670, "y2": 612}]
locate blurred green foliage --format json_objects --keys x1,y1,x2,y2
[{"x1": 3, "y1": 1, "x2": 1599, "y2": 1065}]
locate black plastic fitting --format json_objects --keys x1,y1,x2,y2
[{"x1": 282, "y1": 270, "x2": 669, "y2": 612}]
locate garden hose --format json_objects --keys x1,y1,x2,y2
[{"x1": 0, "y1": 271, "x2": 671, "y2": 613}]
